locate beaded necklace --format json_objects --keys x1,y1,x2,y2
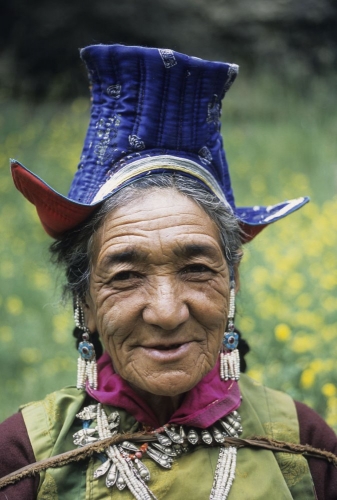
[{"x1": 73, "y1": 403, "x2": 243, "y2": 500}]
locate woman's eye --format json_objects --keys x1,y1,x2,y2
[
  {"x1": 112, "y1": 271, "x2": 140, "y2": 281},
  {"x1": 182, "y1": 264, "x2": 212, "y2": 274},
  {"x1": 108, "y1": 270, "x2": 144, "y2": 289}
]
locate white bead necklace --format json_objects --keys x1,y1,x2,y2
[{"x1": 73, "y1": 403, "x2": 242, "y2": 500}]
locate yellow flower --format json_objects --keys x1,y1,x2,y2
[
  {"x1": 291, "y1": 335, "x2": 315, "y2": 353},
  {"x1": 294, "y1": 311, "x2": 322, "y2": 330},
  {"x1": 52, "y1": 312, "x2": 73, "y2": 343},
  {"x1": 296, "y1": 293, "x2": 312, "y2": 309},
  {"x1": 323, "y1": 252, "x2": 337, "y2": 270},
  {"x1": 322, "y1": 383, "x2": 336, "y2": 398},
  {"x1": 20, "y1": 348, "x2": 42, "y2": 364},
  {"x1": 288, "y1": 273, "x2": 305, "y2": 292},
  {"x1": 300, "y1": 369, "x2": 315, "y2": 389},
  {"x1": 32, "y1": 270, "x2": 52, "y2": 289},
  {"x1": 269, "y1": 274, "x2": 285, "y2": 291},
  {"x1": 291, "y1": 173, "x2": 310, "y2": 191},
  {"x1": 303, "y1": 202, "x2": 319, "y2": 219},
  {"x1": 310, "y1": 359, "x2": 325, "y2": 373},
  {"x1": 320, "y1": 273, "x2": 337, "y2": 291},
  {"x1": 251, "y1": 266, "x2": 270, "y2": 286},
  {"x1": 326, "y1": 397, "x2": 337, "y2": 427},
  {"x1": 250, "y1": 176, "x2": 266, "y2": 195},
  {"x1": 6, "y1": 296, "x2": 23, "y2": 315},
  {"x1": 309, "y1": 262, "x2": 322, "y2": 280},
  {"x1": 322, "y1": 297, "x2": 337, "y2": 312},
  {"x1": 322, "y1": 325, "x2": 337, "y2": 342},
  {"x1": 237, "y1": 316, "x2": 255, "y2": 334},
  {"x1": 260, "y1": 296, "x2": 280, "y2": 318},
  {"x1": 274, "y1": 323, "x2": 291, "y2": 342},
  {"x1": 247, "y1": 368, "x2": 263, "y2": 384}
]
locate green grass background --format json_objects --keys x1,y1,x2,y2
[{"x1": 1, "y1": 73, "x2": 336, "y2": 430}]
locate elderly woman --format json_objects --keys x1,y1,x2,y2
[{"x1": 1, "y1": 45, "x2": 336, "y2": 500}]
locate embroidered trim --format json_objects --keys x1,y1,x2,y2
[
  {"x1": 91, "y1": 155, "x2": 230, "y2": 207},
  {"x1": 158, "y1": 49, "x2": 177, "y2": 69}
]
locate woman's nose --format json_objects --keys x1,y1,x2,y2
[{"x1": 142, "y1": 277, "x2": 189, "y2": 330}]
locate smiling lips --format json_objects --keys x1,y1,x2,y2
[
  {"x1": 142, "y1": 341, "x2": 191, "y2": 350},
  {"x1": 139, "y1": 341, "x2": 193, "y2": 360}
]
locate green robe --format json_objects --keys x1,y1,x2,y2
[{"x1": 22, "y1": 374, "x2": 316, "y2": 499}]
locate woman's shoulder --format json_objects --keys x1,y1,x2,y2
[
  {"x1": 295, "y1": 399, "x2": 337, "y2": 444},
  {"x1": 21, "y1": 387, "x2": 87, "y2": 459},
  {"x1": 239, "y1": 374, "x2": 337, "y2": 499},
  {"x1": 0, "y1": 411, "x2": 34, "y2": 459},
  {"x1": 239, "y1": 373, "x2": 337, "y2": 441},
  {"x1": 0, "y1": 387, "x2": 87, "y2": 498},
  {"x1": 0, "y1": 412, "x2": 39, "y2": 499},
  {"x1": 0, "y1": 388, "x2": 84, "y2": 459},
  {"x1": 294, "y1": 400, "x2": 337, "y2": 500}
]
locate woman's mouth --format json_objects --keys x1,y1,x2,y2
[
  {"x1": 149, "y1": 343, "x2": 183, "y2": 351},
  {"x1": 139, "y1": 342, "x2": 193, "y2": 361}
]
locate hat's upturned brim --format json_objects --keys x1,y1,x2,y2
[{"x1": 11, "y1": 160, "x2": 309, "y2": 242}]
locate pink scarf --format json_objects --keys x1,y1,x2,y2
[{"x1": 87, "y1": 352, "x2": 241, "y2": 429}]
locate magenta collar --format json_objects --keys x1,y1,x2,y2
[{"x1": 87, "y1": 353, "x2": 241, "y2": 429}]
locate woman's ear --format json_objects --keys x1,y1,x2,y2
[
  {"x1": 83, "y1": 294, "x2": 98, "y2": 334},
  {"x1": 234, "y1": 262, "x2": 241, "y2": 294}
]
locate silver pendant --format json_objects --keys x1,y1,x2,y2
[
  {"x1": 201, "y1": 430, "x2": 213, "y2": 445},
  {"x1": 212, "y1": 427, "x2": 225, "y2": 444},
  {"x1": 73, "y1": 427, "x2": 97, "y2": 446},
  {"x1": 116, "y1": 471, "x2": 127, "y2": 490},
  {"x1": 187, "y1": 428, "x2": 199, "y2": 445},
  {"x1": 232, "y1": 410, "x2": 241, "y2": 422},
  {"x1": 121, "y1": 440, "x2": 139, "y2": 452},
  {"x1": 73, "y1": 434, "x2": 98, "y2": 446},
  {"x1": 173, "y1": 444, "x2": 183, "y2": 456},
  {"x1": 179, "y1": 426, "x2": 187, "y2": 440},
  {"x1": 152, "y1": 442, "x2": 178, "y2": 457},
  {"x1": 108, "y1": 411, "x2": 120, "y2": 423},
  {"x1": 146, "y1": 446, "x2": 173, "y2": 468},
  {"x1": 164, "y1": 426, "x2": 184, "y2": 444},
  {"x1": 225, "y1": 414, "x2": 242, "y2": 433},
  {"x1": 155, "y1": 432, "x2": 172, "y2": 446},
  {"x1": 108, "y1": 412, "x2": 120, "y2": 430},
  {"x1": 76, "y1": 405, "x2": 98, "y2": 420},
  {"x1": 134, "y1": 458, "x2": 151, "y2": 481},
  {"x1": 94, "y1": 459, "x2": 111, "y2": 479},
  {"x1": 219, "y1": 419, "x2": 239, "y2": 437},
  {"x1": 106, "y1": 463, "x2": 118, "y2": 487}
]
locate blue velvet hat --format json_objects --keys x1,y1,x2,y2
[{"x1": 11, "y1": 44, "x2": 308, "y2": 240}]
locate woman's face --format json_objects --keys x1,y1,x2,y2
[{"x1": 85, "y1": 188, "x2": 231, "y2": 397}]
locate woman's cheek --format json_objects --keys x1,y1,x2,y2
[{"x1": 190, "y1": 287, "x2": 228, "y2": 325}]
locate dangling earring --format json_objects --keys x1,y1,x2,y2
[
  {"x1": 74, "y1": 295, "x2": 98, "y2": 390},
  {"x1": 220, "y1": 277, "x2": 240, "y2": 381}
]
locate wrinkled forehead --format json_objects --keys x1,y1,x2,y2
[{"x1": 89, "y1": 188, "x2": 222, "y2": 262}]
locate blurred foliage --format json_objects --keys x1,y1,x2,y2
[
  {"x1": 0, "y1": 73, "x2": 336, "y2": 431},
  {"x1": 1, "y1": 0, "x2": 337, "y2": 99}
]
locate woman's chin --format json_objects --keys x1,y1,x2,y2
[{"x1": 127, "y1": 367, "x2": 208, "y2": 398}]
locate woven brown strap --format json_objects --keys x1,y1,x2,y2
[{"x1": 0, "y1": 432, "x2": 336, "y2": 490}]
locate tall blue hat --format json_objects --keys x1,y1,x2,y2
[{"x1": 11, "y1": 44, "x2": 308, "y2": 240}]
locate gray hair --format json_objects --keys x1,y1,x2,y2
[{"x1": 50, "y1": 174, "x2": 243, "y2": 300}]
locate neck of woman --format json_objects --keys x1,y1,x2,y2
[{"x1": 130, "y1": 386, "x2": 185, "y2": 426}]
